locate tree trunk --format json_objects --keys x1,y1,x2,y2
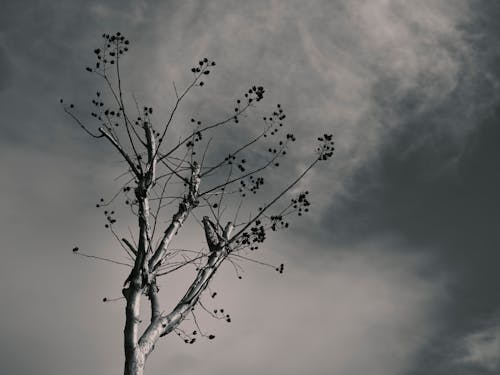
[
  {"x1": 123, "y1": 285, "x2": 145, "y2": 375},
  {"x1": 124, "y1": 348, "x2": 145, "y2": 375}
]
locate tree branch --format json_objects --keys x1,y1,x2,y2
[
  {"x1": 147, "y1": 282, "x2": 161, "y2": 322},
  {"x1": 122, "y1": 238, "x2": 138, "y2": 256},
  {"x1": 149, "y1": 162, "x2": 201, "y2": 271},
  {"x1": 99, "y1": 127, "x2": 140, "y2": 177},
  {"x1": 138, "y1": 233, "x2": 228, "y2": 357}
]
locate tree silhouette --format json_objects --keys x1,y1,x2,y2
[{"x1": 63, "y1": 32, "x2": 334, "y2": 375}]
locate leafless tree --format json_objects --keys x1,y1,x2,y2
[{"x1": 63, "y1": 32, "x2": 334, "y2": 375}]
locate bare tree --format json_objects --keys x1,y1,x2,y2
[{"x1": 63, "y1": 32, "x2": 334, "y2": 375}]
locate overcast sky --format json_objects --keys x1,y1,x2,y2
[{"x1": 1, "y1": 1, "x2": 500, "y2": 374}]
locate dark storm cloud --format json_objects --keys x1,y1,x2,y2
[
  {"x1": 320, "y1": 1, "x2": 500, "y2": 373},
  {"x1": 0, "y1": 45, "x2": 13, "y2": 92},
  {"x1": 1, "y1": 0, "x2": 499, "y2": 374}
]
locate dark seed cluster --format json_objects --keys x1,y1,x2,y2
[
  {"x1": 292, "y1": 191, "x2": 311, "y2": 216},
  {"x1": 104, "y1": 209, "x2": 117, "y2": 228},
  {"x1": 190, "y1": 57, "x2": 216, "y2": 87},
  {"x1": 237, "y1": 220, "x2": 266, "y2": 247},
  {"x1": 239, "y1": 176, "x2": 265, "y2": 197},
  {"x1": 316, "y1": 133, "x2": 334, "y2": 161},
  {"x1": 86, "y1": 32, "x2": 130, "y2": 73},
  {"x1": 244, "y1": 85, "x2": 265, "y2": 102},
  {"x1": 212, "y1": 306, "x2": 232, "y2": 323},
  {"x1": 275, "y1": 263, "x2": 284, "y2": 274},
  {"x1": 186, "y1": 130, "x2": 203, "y2": 149},
  {"x1": 270, "y1": 215, "x2": 289, "y2": 231},
  {"x1": 231, "y1": 85, "x2": 265, "y2": 123},
  {"x1": 262, "y1": 103, "x2": 286, "y2": 138}
]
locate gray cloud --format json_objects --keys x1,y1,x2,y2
[{"x1": 456, "y1": 323, "x2": 500, "y2": 372}]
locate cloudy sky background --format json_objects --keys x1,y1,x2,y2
[{"x1": 1, "y1": 1, "x2": 499, "y2": 374}]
